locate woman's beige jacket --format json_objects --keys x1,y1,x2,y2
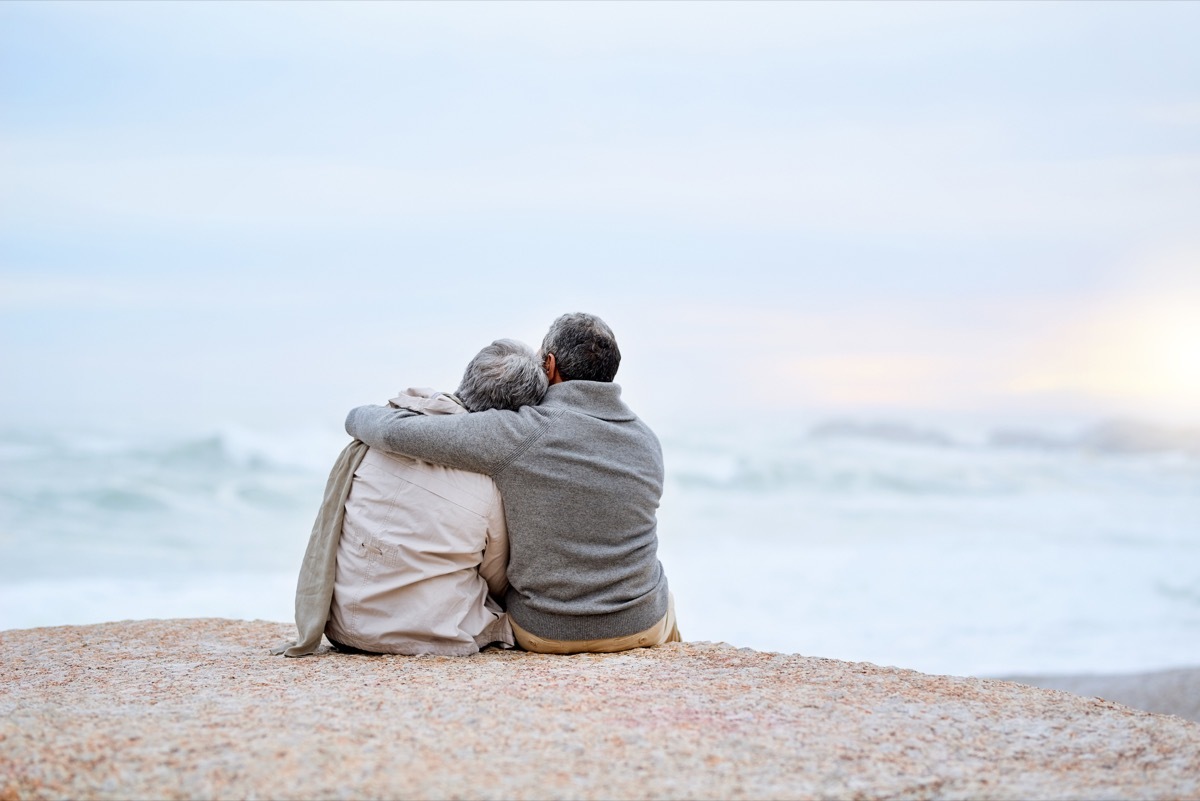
[{"x1": 274, "y1": 389, "x2": 512, "y2": 657}]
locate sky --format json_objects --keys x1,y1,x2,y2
[{"x1": 3, "y1": 1, "x2": 1199, "y2": 435}]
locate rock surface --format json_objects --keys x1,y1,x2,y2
[
  {"x1": 2, "y1": 618, "x2": 1198, "y2": 801},
  {"x1": 1002, "y1": 668, "x2": 1200, "y2": 725}
]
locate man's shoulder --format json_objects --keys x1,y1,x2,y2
[{"x1": 540, "y1": 381, "x2": 639, "y2": 423}]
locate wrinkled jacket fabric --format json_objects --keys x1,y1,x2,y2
[{"x1": 275, "y1": 389, "x2": 512, "y2": 657}]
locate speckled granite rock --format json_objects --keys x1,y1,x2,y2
[
  {"x1": 1000, "y1": 669, "x2": 1200, "y2": 725},
  {"x1": 2, "y1": 619, "x2": 1198, "y2": 801}
]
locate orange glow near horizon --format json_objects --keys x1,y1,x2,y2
[
  {"x1": 1005, "y1": 292, "x2": 1200, "y2": 421},
  {"x1": 666, "y1": 280, "x2": 1200, "y2": 423}
]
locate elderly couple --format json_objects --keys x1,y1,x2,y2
[{"x1": 275, "y1": 312, "x2": 678, "y2": 658}]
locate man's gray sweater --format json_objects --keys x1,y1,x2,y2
[{"x1": 344, "y1": 380, "x2": 669, "y2": 641}]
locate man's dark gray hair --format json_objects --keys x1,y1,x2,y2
[
  {"x1": 540, "y1": 312, "x2": 621, "y2": 383},
  {"x1": 455, "y1": 339, "x2": 548, "y2": 412}
]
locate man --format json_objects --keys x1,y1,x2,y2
[
  {"x1": 275, "y1": 339, "x2": 547, "y2": 657},
  {"x1": 344, "y1": 312, "x2": 678, "y2": 654}
]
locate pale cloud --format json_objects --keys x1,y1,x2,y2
[
  {"x1": 0, "y1": 277, "x2": 145, "y2": 309},
  {"x1": 1006, "y1": 299, "x2": 1200, "y2": 421},
  {"x1": 1139, "y1": 102, "x2": 1200, "y2": 128},
  {"x1": 617, "y1": 300, "x2": 1019, "y2": 414},
  {"x1": 626, "y1": 259, "x2": 1200, "y2": 423},
  {"x1": 4, "y1": 2, "x2": 1196, "y2": 247},
  {"x1": 771, "y1": 354, "x2": 958, "y2": 409},
  {"x1": 0, "y1": 274, "x2": 337, "y2": 311},
  {"x1": 5, "y1": 127, "x2": 1196, "y2": 243},
  {"x1": 4, "y1": 2, "x2": 1200, "y2": 428},
  {"x1": 27, "y1": 2, "x2": 1027, "y2": 62},
  {"x1": 1002, "y1": 246, "x2": 1200, "y2": 422}
]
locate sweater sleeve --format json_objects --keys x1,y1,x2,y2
[{"x1": 344, "y1": 404, "x2": 541, "y2": 477}]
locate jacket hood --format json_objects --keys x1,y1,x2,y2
[{"x1": 388, "y1": 387, "x2": 467, "y2": 416}]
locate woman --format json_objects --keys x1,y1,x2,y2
[{"x1": 274, "y1": 339, "x2": 547, "y2": 656}]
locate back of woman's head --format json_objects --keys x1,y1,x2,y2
[{"x1": 455, "y1": 339, "x2": 549, "y2": 412}]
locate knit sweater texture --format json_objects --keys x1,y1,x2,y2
[{"x1": 345, "y1": 381, "x2": 669, "y2": 641}]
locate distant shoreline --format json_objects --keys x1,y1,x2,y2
[{"x1": 997, "y1": 667, "x2": 1200, "y2": 723}]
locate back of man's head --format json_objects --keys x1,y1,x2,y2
[
  {"x1": 456, "y1": 339, "x2": 548, "y2": 412},
  {"x1": 540, "y1": 312, "x2": 621, "y2": 383}
]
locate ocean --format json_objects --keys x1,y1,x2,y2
[{"x1": 2, "y1": 414, "x2": 1197, "y2": 678}]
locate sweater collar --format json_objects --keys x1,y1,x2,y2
[{"x1": 540, "y1": 381, "x2": 637, "y2": 422}]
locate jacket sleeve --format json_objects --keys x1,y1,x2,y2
[
  {"x1": 344, "y1": 404, "x2": 543, "y2": 477},
  {"x1": 478, "y1": 490, "x2": 509, "y2": 599}
]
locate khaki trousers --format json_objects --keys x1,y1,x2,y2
[{"x1": 510, "y1": 593, "x2": 681, "y2": 654}]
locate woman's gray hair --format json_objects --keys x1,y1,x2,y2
[{"x1": 455, "y1": 339, "x2": 548, "y2": 412}]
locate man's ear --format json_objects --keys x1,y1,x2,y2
[{"x1": 544, "y1": 353, "x2": 563, "y2": 385}]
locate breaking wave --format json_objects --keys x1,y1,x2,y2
[{"x1": 664, "y1": 417, "x2": 1200, "y2": 496}]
